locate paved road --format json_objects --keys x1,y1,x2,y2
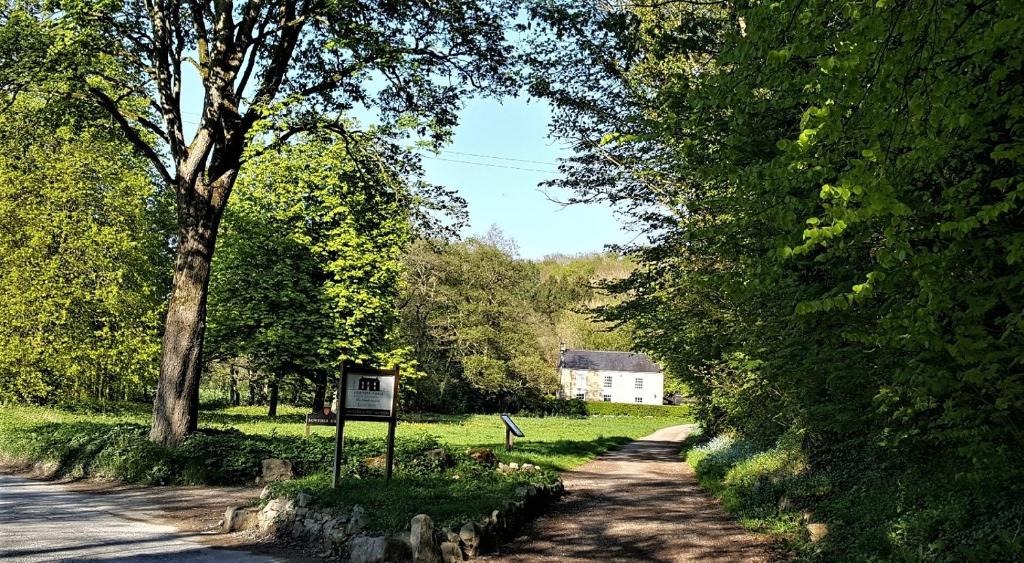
[
  {"x1": 0, "y1": 474, "x2": 279, "y2": 562},
  {"x1": 482, "y1": 425, "x2": 770, "y2": 563}
]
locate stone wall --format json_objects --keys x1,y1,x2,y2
[{"x1": 224, "y1": 480, "x2": 564, "y2": 562}]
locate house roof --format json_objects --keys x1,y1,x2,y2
[{"x1": 559, "y1": 349, "x2": 661, "y2": 373}]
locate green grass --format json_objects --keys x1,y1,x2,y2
[
  {"x1": 0, "y1": 403, "x2": 692, "y2": 532},
  {"x1": 1, "y1": 403, "x2": 691, "y2": 472}
]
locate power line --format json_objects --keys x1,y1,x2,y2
[
  {"x1": 419, "y1": 155, "x2": 556, "y2": 174},
  {"x1": 438, "y1": 150, "x2": 558, "y2": 166}
]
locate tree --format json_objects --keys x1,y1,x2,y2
[
  {"x1": 33, "y1": 0, "x2": 519, "y2": 443},
  {"x1": 529, "y1": 1, "x2": 1024, "y2": 557},
  {"x1": 0, "y1": 94, "x2": 169, "y2": 404},
  {"x1": 206, "y1": 132, "x2": 415, "y2": 415},
  {"x1": 400, "y1": 234, "x2": 560, "y2": 412}
]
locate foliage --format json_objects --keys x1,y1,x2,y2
[
  {"x1": 530, "y1": 0, "x2": 1024, "y2": 559},
  {"x1": 207, "y1": 133, "x2": 420, "y2": 410},
  {"x1": 0, "y1": 92, "x2": 169, "y2": 403},
  {"x1": 583, "y1": 401, "x2": 691, "y2": 418}
]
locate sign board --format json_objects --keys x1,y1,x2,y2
[
  {"x1": 332, "y1": 361, "x2": 400, "y2": 487},
  {"x1": 501, "y1": 413, "x2": 524, "y2": 451},
  {"x1": 343, "y1": 368, "x2": 396, "y2": 418},
  {"x1": 501, "y1": 414, "x2": 524, "y2": 437},
  {"x1": 306, "y1": 411, "x2": 337, "y2": 426}
]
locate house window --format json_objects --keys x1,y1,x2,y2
[
  {"x1": 635, "y1": 397, "x2": 643, "y2": 404},
  {"x1": 603, "y1": 395, "x2": 611, "y2": 402},
  {"x1": 575, "y1": 392, "x2": 585, "y2": 400},
  {"x1": 603, "y1": 375, "x2": 613, "y2": 388},
  {"x1": 635, "y1": 377, "x2": 643, "y2": 390}
]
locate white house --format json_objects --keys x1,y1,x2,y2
[{"x1": 558, "y1": 348, "x2": 664, "y2": 405}]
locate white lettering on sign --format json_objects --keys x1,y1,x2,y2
[{"x1": 344, "y1": 372, "x2": 395, "y2": 417}]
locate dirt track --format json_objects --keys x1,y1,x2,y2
[{"x1": 482, "y1": 425, "x2": 770, "y2": 563}]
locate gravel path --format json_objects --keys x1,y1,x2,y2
[
  {"x1": 0, "y1": 474, "x2": 287, "y2": 562},
  {"x1": 483, "y1": 425, "x2": 769, "y2": 563}
]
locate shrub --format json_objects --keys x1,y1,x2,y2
[{"x1": 584, "y1": 401, "x2": 691, "y2": 418}]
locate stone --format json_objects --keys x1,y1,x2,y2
[
  {"x1": 801, "y1": 510, "x2": 815, "y2": 524},
  {"x1": 508, "y1": 462, "x2": 519, "y2": 470},
  {"x1": 807, "y1": 523, "x2": 829, "y2": 543},
  {"x1": 459, "y1": 522, "x2": 480, "y2": 556},
  {"x1": 296, "y1": 492, "x2": 313, "y2": 508},
  {"x1": 424, "y1": 448, "x2": 454, "y2": 469},
  {"x1": 349, "y1": 536, "x2": 387, "y2": 563},
  {"x1": 328, "y1": 528, "x2": 349, "y2": 544},
  {"x1": 440, "y1": 541, "x2": 463, "y2": 563},
  {"x1": 346, "y1": 504, "x2": 367, "y2": 535},
  {"x1": 410, "y1": 514, "x2": 440, "y2": 563},
  {"x1": 361, "y1": 455, "x2": 387, "y2": 472},
  {"x1": 257, "y1": 497, "x2": 293, "y2": 533},
  {"x1": 446, "y1": 531, "x2": 461, "y2": 544},
  {"x1": 526, "y1": 485, "x2": 538, "y2": 498},
  {"x1": 260, "y1": 458, "x2": 294, "y2": 483},
  {"x1": 521, "y1": 463, "x2": 537, "y2": 471},
  {"x1": 514, "y1": 486, "x2": 528, "y2": 499},
  {"x1": 223, "y1": 506, "x2": 260, "y2": 532},
  {"x1": 384, "y1": 532, "x2": 414, "y2": 562},
  {"x1": 777, "y1": 495, "x2": 791, "y2": 513},
  {"x1": 259, "y1": 485, "x2": 273, "y2": 500},
  {"x1": 467, "y1": 447, "x2": 497, "y2": 468}
]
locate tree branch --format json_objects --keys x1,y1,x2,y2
[{"x1": 89, "y1": 86, "x2": 175, "y2": 186}]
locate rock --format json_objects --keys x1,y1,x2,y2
[
  {"x1": 526, "y1": 485, "x2": 538, "y2": 498},
  {"x1": 446, "y1": 531, "x2": 461, "y2": 544},
  {"x1": 424, "y1": 448, "x2": 454, "y2": 469},
  {"x1": 459, "y1": 522, "x2": 480, "y2": 556},
  {"x1": 260, "y1": 458, "x2": 294, "y2": 483},
  {"x1": 440, "y1": 541, "x2": 463, "y2": 563},
  {"x1": 410, "y1": 514, "x2": 440, "y2": 563},
  {"x1": 349, "y1": 535, "x2": 387, "y2": 563},
  {"x1": 467, "y1": 447, "x2": 497, "y2": 468},
  {"x1": 296, "y1": 492, "x2": 313, "y2": 508},
  {"x1": 521, "y1": 463, "x2": 536, "y2": 472},
  {"x1": 777, "y1": 495, "x2": 791, "y2": 513},
  {"x1": 346, "y1": 504, "x2": 367, "y2": 535},
  {"x1": 257, "y1": 497, "x2": 292, "y2": 534},
  {"x1": 364, "y1": 455, "x2": 388, "y2": 469},
  {"x1": 259, "y1": 485, "x2": 273, "y2": 500},
  {"x1": 801, "y1": 510, "x2": 815, "y2": 524},
  {"x1": 384, "y1": 532, "x2": 414, "y2": 562},
  {"x1": 223, "y1": 505, "x2": 260, "y2": 532},
  {"x1": 508, "y1": 462, "x2": 519, "y2": 470},
  {"x1": 807, "y1": 523, "x2": 829, "y2": 543},
  {"x1": 514, "y1": 486, "x2": 528, "y2": 499}
]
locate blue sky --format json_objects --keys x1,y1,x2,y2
[
  {"x1": 179, "y1": 73, "x2": 632, "y2": 259},
  {"x1": 414, "y1": 97, "x2": 633, "y2": 259}
]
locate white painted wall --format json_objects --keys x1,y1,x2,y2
[{"x1": 559, "y1": 368, "x2": 664, "y2": 405}]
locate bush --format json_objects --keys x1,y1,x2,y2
[{"x1": 584, "y1": 401, "x2": 691, "y2": 418}]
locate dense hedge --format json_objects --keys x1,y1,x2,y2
[{"x1": 584, "y1": 401, "x2": 691, "y2": 418}]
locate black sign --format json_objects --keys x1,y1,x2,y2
[
  {"x1": 501, "y1": 414, "x2": 525, "y2": 437},
  {"x1": 306, "y1": 411, "x2": 337, "y2": 426}
]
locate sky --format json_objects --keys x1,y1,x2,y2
[
  {"x1": 412, "y1": 97, "x2": 634, "y2": 259},
  {"x1": 179, "y1": 72, "x2": 633, "y2": 259}
]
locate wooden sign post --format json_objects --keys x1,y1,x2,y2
[
  {"x1": 332, "y1": 360, "x2": 400, "y2": 488},
  {"x1": 500, "y1": 413, "x2": 524, "y2": 452}
]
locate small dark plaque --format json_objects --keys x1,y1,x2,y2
[
  {"x1": 306, "y1": 412, "x2": 337, "y2": 426},
  {"x1": 501, "y1": 414, "x2": 524, "y2": 437}
]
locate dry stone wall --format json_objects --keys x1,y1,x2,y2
[{"x1": 225, "y1": 480, "x2": 564, "y2": 562}]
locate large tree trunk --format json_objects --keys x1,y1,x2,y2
[
  {"x1": 311, "y1": 373, "x2": 327, "y2": 413},
  {"x1": 229, "y1": 366, "x2": 241, "y2": 406},
  {"x1": 268, "y1": 379, "x2": 279, "y2": 418},
  {"x1": 149, "y1": 186, "x2": 226, "y2": 445}
]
